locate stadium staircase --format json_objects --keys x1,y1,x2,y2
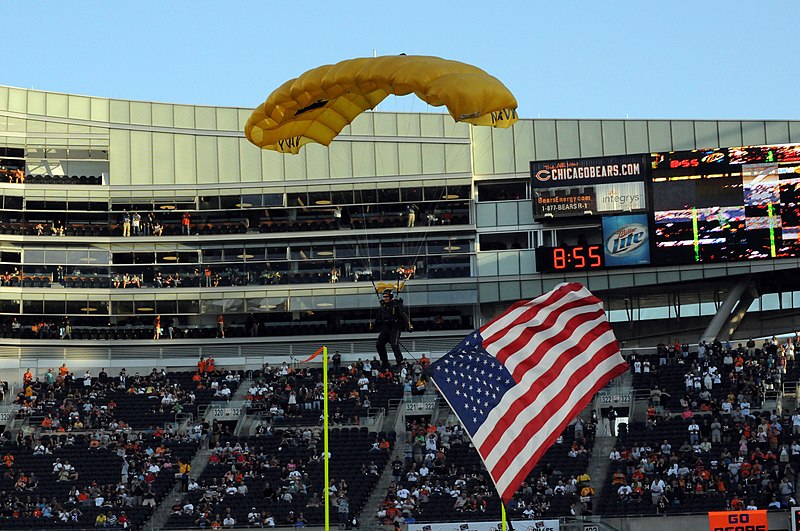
[
  {"x1": 586, "y1": 370, "x2": 633, "y2": 507},
  {"x1": 143, "y1": 442, "x2": 212, "y2": 530},
  {"x1": 585, "y1": 427, "x2": 616, "y2": 507},
  {"x1": 143, "y1": 377, "x2": 252, "y2": 530},
  {"x1": 358, "y1": 391, "x2": 412, "y2": 526}
]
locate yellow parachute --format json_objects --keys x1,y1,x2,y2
[{"x1": 245, "y1": 55, "x2": 518, "y2": 154}]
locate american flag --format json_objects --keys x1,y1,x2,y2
[{"x1": 429, "y1": 282, "x2": 627, "y2": 502}]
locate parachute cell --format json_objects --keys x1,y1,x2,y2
[{"x1": 245, "y1": 55, "x2": 518, "y2": 154}]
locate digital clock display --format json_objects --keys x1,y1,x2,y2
[{"x1": 535, "y1": 245, "x2": 604, "y2": 273}]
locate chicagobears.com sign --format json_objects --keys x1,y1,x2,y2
[
  {"x1": 530, "y1": 155, "x2": 647, "y2": 189},
  {"x1": 707, "y1": 510, "x2": 767, "y2": 531}
]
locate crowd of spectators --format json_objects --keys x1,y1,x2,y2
[
  {"x1": 14, "y1": 363, "x2": 238, "y2": 431},
  {"x1": 245, "y1": 358, "x2": 406, "y2": 427},
  {"x1": 602, "y1": 335, "x2": 800, "y2": 515},
  {"x1": 0, "y1": 360, "x2": 250, "y2": 528},
  {"x1": 165, "y1": 425, "x2": 390, "y2": 529},
  {"x1": 374, "y1": 417, "x2": 593, "y2": 525}
]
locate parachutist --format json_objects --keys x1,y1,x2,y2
[{"x1": 375, "y1": 290, "x2": 411, "y2": 368}]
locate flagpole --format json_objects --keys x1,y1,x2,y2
[
  {"x1": 501, "y1": 501, "x2": 507, "y2": 531},
  {"x1": 323, "y1": 345, "x2": 330, "y2": 530}
]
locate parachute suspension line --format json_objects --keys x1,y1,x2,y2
[
  {"x1": 408, "y1": 180, "x2": 448, "y2": 275},
  {"x1": 402, "y1": 179, "x2": 459, "y2": 323},
  {"x1": 349, "y1": 145, "x2": 382, "y2": 305},
  {"x1": 398, "y1": 180, "x2": 445, "y2": 322},
  {"x1": 356, "y1": 186, "x2": 382, "y2": 301}
]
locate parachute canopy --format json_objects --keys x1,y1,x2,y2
[{"x1": 245, "y1": 55, "x2": 518, "y2": 154}]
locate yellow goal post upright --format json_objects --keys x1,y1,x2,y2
[
  {"x1": 322, "y1": 346, "x2": 330, "y2": 530},
  {"x1": 297, "y1": 345, "x2": 332, "y2": 528}
]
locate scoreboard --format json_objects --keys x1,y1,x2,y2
[
  {"x1": 531, "y1": 143, "x2": 800, "y2": 273},
  {"x1": 535, "y1": 244, "x2": 605, "y2": 273}
]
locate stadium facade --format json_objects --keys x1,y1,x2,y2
[{"x1": 1, "y1": 85, "x2": 800, "y2": 377}]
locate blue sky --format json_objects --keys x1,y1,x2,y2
[{"x1": 6, "y1": 1, "x2": 799, "y2": 120}]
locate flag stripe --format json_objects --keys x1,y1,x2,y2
[
  {"x1": 483, "y1": 286, "x2": 602, "y2": 367},
  {"x1": 489, "y1": 299, "x2": 601, "y2": 363},
  {"x1": 429, "y1": 282, "x2": 627, "y2": 504},
  {"x1": 475, "y1": 320, "x2": 614, "y2": 452},
  {"x1": 497, "y1": 360, "x2": 629, "y2": 500},
  {"x1": 480, "y1": 284, "x2": 584, "y2": 346},
  {"x1": 493, "y1": 307, "x2": 607, "y2": 381},
  {"x1": 485, "y1": 339, "x2": 621, "y2": 472}
]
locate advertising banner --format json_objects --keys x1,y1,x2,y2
[
  {"x1": 707, "y1": 510, "x2": 767, "y2": 531},
  {"x1": 602, "y1": 214, "x2": 651, "y2": 267},
  {"x1": 408, "y1": 519, "x2": 559, "y2": 531},
  {"x1": 594, "y1": 182, "x2": 646, "y2": 213},
  {"x1": 534, "y1": 188, "x2": 597, "y2": 217},
  {"x1": 531, "y1": 154, "x2": 647, "y2": 189}
]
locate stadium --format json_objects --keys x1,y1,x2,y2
[{"x1": 1, "y1": 81, "x2": 800, "y2": 531}]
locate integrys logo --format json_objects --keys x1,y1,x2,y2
[
  {"x1": 535, "y1": 169, "x2": 551, "y2": 182},
  {"x1": 606, "y1": 223, "x2": 647, "y2": 256}
]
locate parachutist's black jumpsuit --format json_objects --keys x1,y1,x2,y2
[{"x1": 375, "y1": 296, "x2": 410, "y2": 367}]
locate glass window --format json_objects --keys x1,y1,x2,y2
[
  {"x1": 263, "y1": 193, "x2": 283, "y2": 207},
  {"x1": 112, "y1": 300, "x2": 134, "y2": 315},
  {"x1": 199, "y1": 196, "x2": 219, "y2": 210},
  {"x1": 380, "y1": 241, "x2": 402, "y2": 257},
  {"x1": 177, "y1": 299, "x2": 199, "y2": 313},
  {"x1": 238, "y1": 194, "x2": 262, "y2": 208},
  {"x1": 45, "y1": 201, "x2": 67, "y2": 211},
  {"x1": 203, "y1": 249, "x2": 223, "y2": 263},
  {"x1": 477, "y1": 181, "x2": 526, "y2": 201},
  {"x1": 43, "y1": 250, "x2": 67, "y2": 265},
  {"x1": 174, "y1": 197, "x2": 196, "y2": 211},
  {"x1": 177, "y1": 251, "x2": 199, "y2": 264},
  {"x1": 378, "y1": 187, "x2": 400, "y2": 203},
  {"x1": 23, "y1": 300, "x2": 44, "y2": 314},
  {"x1": 401, "y1": 187, "x2": 423, "y2": 202},
  {"x1": 91, "y1": 301, "x2": 109, "y2": 314},
  {"x1": 266, "y1": 246, "x2": 287, "y2": 260},
  {"x1": 220, "y1": 195, "x2": 239, "y2": 210},
  {"x1": 357, "y1": 188, "x2": 377, "y2": 203},
  {"x1": 312, "y1": 246, "x2": 334, "y2": 260},
  {"x1": 427, "y1": 240, "x2": 447, "y2": 254},
  {"x1": 0, "y1": 251, "x2": 21, "y2": 263},
  {"x1": 86, "y1": 201, "x2": 108, "y2": 212},
  {"x1": 287, "y1": 192, "x2": 308, "y2": 207},
  {"x1": 331, "y1": 190, "x2": 353, "y2": 205},
  {"x1": 0, "y1": 299, "x2": 19, "y2": 313},
  {"x1": 444, "y1": 185, "x2": 470, "y2": 200},
  {"x1": 89, "y1": 250, "x2": 110, "y2": 264},
  {"x1": 134, "y1": 302, "x2": 157, "y2": 315},
  {"x1": 24, "y1": 250, "x2": 45, "y2": 264},
  {"x1": 291, "y1": 246, "x2": 310, "y2": 260},
  {"x1": 112, "y1": 252, "x2": 135, "y2": 265},
  {"x1": 134, "y1": 252, "x2": 155, "y2": 265},
  {"x1": 334, "y1": 243, "x2": 357, "y2": 258},
  {"x1": 309, "y1": 191, "x2": 332, "y2": 206},
  {"x1": 157, "y1": 252, "x2": 180, "y2": 263},
  {"x1": 156, "y1": 300, "x2": 178, "y2": 314},
  {"x1": 130, "y1": 199, "x2": 153, "y2": 211},
  {"x1": 4, "y1": 196, "x2": 23, "y2": 210}
]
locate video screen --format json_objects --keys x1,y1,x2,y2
[
  {"x1": 729, "y1": 143, "x2": 800, "y2": 165},
  {"x1": 652, "y1": 155, "x2": 800, "y2": 265}
]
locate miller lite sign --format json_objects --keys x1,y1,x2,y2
[{"x1": 602, "y1": 214, "x2": 651, "y2": 267}]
